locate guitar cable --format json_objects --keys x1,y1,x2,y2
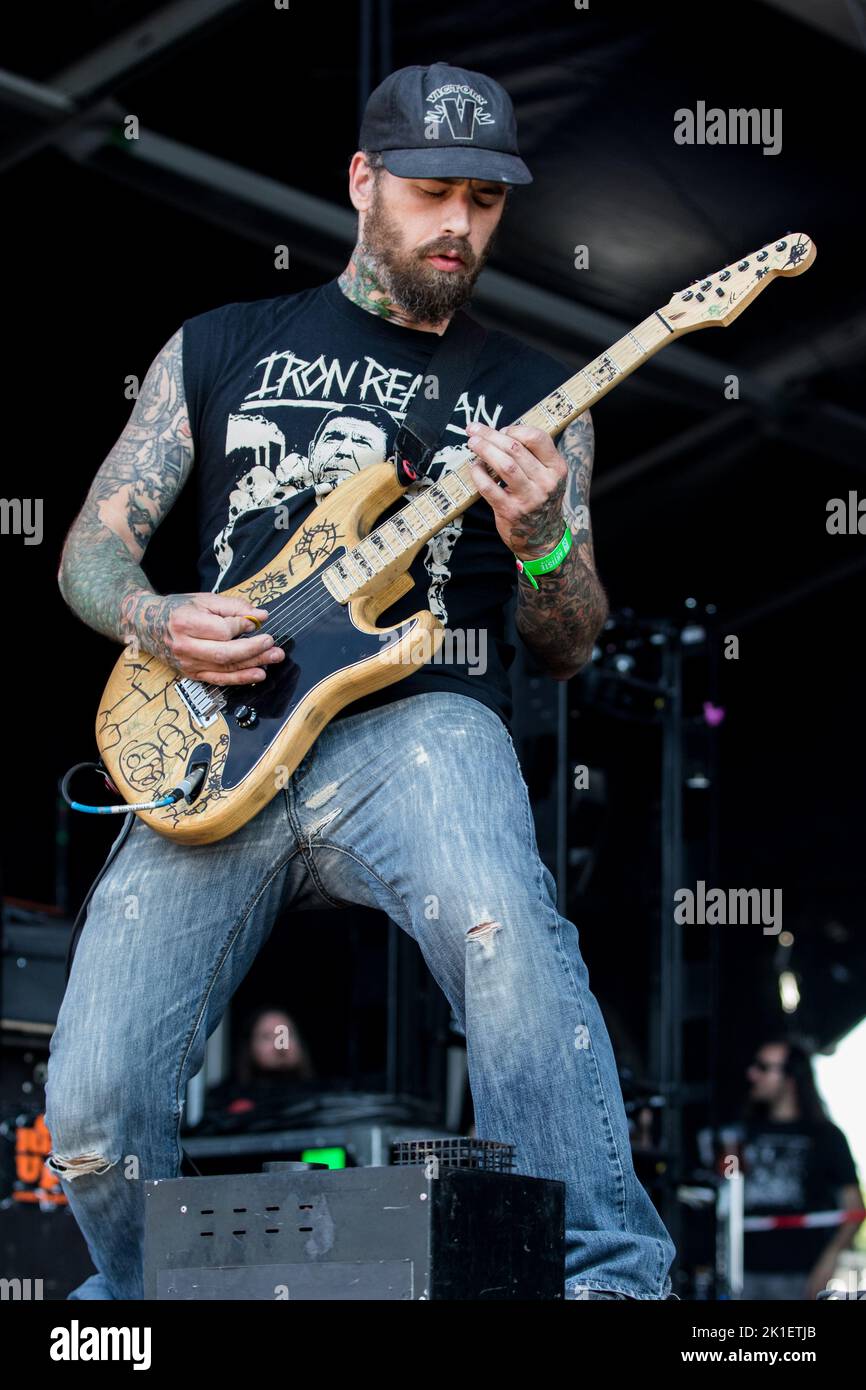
[
  {"x1": 58, "y1": 759, "x2": 208, "y2": 980},
  {"x1": 57, "y1": 760, "x2": 205, "y2": 989},
  {"x1": 59, "y1": 760, "x2": 208, "y2": 815},
  {"x1": 60, "y1": 807, "x2": 134, "y2": 984},
  {"x1": 55, "y1": 762, "x2": 231, "y2": 1178}
]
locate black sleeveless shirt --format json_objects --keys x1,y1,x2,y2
[{"x1": 182, "y1": 278, "x2": 571, "y2": 730}]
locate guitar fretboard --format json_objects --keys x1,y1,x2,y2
[{"x1": 322, "y1": 308, "x2": 674, "y2": 602}]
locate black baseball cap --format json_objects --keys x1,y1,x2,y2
[{"x1": 359, "y1": 61, "x2": 532, "y2": 186}]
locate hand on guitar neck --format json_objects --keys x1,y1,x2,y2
[{"x1": 121, "y1": 590, "x2": 285, "y2": 686}]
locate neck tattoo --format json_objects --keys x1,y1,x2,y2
[{"x1": 338, "y1": 248, "x2": 443, "y2": 333}]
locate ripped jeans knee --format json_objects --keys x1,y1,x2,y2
[{"x1": 46, "y1": 1150, "x2": 118, "y2": 1180}]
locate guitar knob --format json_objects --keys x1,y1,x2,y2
[
  {"x1": 235, "y1": 705, "x2": 259, "y2": 729},
  {"x1": 737, "y1": 260, "x2": 749, "y2": 270},
  {"x1": 775, "y1": 240, "x2": 787, "y2": 251},
  {"x1": 756, "y1": 250, "x2": 769, "y2": 261},
  {"x1": 681, "y1": 290, "x2": 694, "y2": 300},
  {"x1": 699, "y1": 280, "x2": 712, "y2": 290}
]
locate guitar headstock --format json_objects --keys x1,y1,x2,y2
[{"x1": 660, "y1": 233, "x2": 816, "y2": 334}]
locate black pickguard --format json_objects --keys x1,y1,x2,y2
[{"x1": 218, "y1": 563, "x2": 418, "y2": 790}]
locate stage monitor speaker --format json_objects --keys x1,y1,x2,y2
[{"x1": 143, "y1": 1161, "x2": 564, "y2": 1300}]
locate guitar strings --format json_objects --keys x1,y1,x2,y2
[
  {"x1": 191, "y1": 473, "x2": 478, "y2": 699},
  {"x1": 192, "y1": 576, "x2": 335, "y2": 701},
  {"x1": 192, "y1": 567, "x2": 393, "y2": 704},
  {"x1": 198, "y1": 489, "x2": 460, "y2": 676},
  {"x1": 187, "y1": 429, "x2": 554, "y2": 701},
  {"x1": 226, "y1": 471, "x2": 482, "y2": 648},
  {"x1": 232, "y1": 495, "x2": 437, "y2": 637}
]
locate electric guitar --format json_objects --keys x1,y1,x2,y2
[{"x1": 95, "y1": 233, "x2": 816, "y2": 843}]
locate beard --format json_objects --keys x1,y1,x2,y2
[{"x1": 360, "y1": 180, "x2": 500, "y2": 321}]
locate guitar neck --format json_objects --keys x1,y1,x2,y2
[
  {"x1": 509, "y1": 309, "x2": 674, "y2": 437},
  {"x1": 324, "y1": 310, "x2": 673, "y2": 601}
]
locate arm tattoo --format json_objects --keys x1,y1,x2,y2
[
  {"x1": 561, "y1": 411, "x2": 596, "y2": 558},
  {"x1": 515, "y1": 411, "x2": 609, "y2": 678},
  {"x1": 119, "y1": 591, "x2": 197, "y2": 665},
  {"x1": 58, "y1": 328, "x2": 195, "y2": 651}
]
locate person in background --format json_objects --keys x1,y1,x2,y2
[
  {"x1": 237, "y1": 1006, "x2": 316, "y2": 1084},
  {"x1": 736, "y1": 1039, "x2": 863, "y2": 1299},
  {"x1": 200, "y1": 1006, "x2": 318, "y2": 1127}
]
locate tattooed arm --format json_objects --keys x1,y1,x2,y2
[
  {"x1": 516, "y1": 410, "x2": 608, "y2": 678},
  {"x1": 58, "y1": 329, "x2": 283, "y2": 685},
  {"x1": 58, "y1": 328, "x2": 192, "y2": 643},
  {"x1": 466, "y1": 409, "x2": 608, "y2": 680}
]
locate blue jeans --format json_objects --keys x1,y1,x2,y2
[{"x1": 44, "y1": 691, "x2": 675, "y2": 1300}]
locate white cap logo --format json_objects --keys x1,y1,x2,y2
[{"x1": 424, "y1": 83, "x2": 496, "y2": 142}]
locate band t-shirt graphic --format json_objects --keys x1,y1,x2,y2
[{"x1": 182, "y1": 277, "x2": 571, "y2": 729}]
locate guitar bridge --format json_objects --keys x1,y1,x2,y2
[{"x1": 175, "y1": 678, "x2": 225, "y2": 728}]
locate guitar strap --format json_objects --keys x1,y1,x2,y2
[{"x1": 392, "y1": 307, "x2": 488, "y2": 487}]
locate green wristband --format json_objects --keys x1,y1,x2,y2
[{"x1": 515, "y1": 526, "x2": 573, "y2": 590}]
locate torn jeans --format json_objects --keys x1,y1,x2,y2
[{"x1": 44, "y1": 690, "x2": 675, "y2": 1299}]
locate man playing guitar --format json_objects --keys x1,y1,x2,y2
[{"x1": 48, "y1": 61, "x2": 676, "y2": 1301}]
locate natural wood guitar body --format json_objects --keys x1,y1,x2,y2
[{"x1": 96, "y1": 462, "x2": 445, "y2": 844}]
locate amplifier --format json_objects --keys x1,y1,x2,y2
[
  {"x1": 2, "y1": 903, "x2": 73, "y2": 1031},
  {"x1": 144, "y1": 1160, "x2": 564, "y2": 1300}
]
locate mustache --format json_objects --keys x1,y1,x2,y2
[{"x1": 420, "y1": 242, "x2": 474, "y2": 267}]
